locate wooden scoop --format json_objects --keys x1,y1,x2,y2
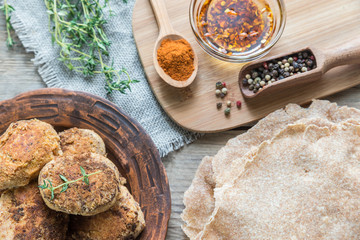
[
  {"x1": 149, "y1": 0, "x2": 198, "y2": 88},
  {"x1": 239, "y1": 38, "x2": 360, "y2": 98}
]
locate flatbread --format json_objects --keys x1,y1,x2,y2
[
  {"x1": 182, "y1": 157, "x2": 216, "y2": 239},
  {"x1": 198, "y1": 119, "x2": 360, "y2": 239},
  {"x1": 182, "y1": 100, "x2": 360, "y2": 239}
]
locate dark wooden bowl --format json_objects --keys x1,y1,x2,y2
[{"x1": 0, "y1": 88, "x2": 171, "y2": 240}]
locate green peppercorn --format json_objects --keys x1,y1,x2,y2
[
  {"x1": 222, "y1": 88, "x2": 228, "y2": 95},
  {"x1": 265, "y1": 75, "x2": 271, "y2": 81},
  {"x1": 260, "y1": 81, "x2": 265, "y2": 86},
  {"x1": 216, "y1": 81, "x2": 223, "y2": 89},
  {"x1": 301, "y1": 67, "x2": 307, "y2": 72},
  {"x1": 284, "y1": 67, "x2": 289, "y2": 72},
  {"x1": 248, "y1": 79, "x2": 253, "y2": 84},
  {"x1": 284, "y1": 63, "x2": 290, "y2": 68},
  {"x1": 255, "y1": 77, "x2": 261, "y2": 83},
  {"x1": 288, "y1": 57, "x2": 294, "y2": 64},
  {"x1": 225, "y1": 108, "x2": 231, "y2": 116},
  {"x1": 245, "y1": 74, "x2": 251, "y2": 79}
]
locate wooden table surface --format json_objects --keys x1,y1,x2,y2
[{"x1": 1, "y1": 14, "x2": 360, "y2": 240}]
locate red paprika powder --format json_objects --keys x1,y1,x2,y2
[{"x1": 157, "y1": 39, "x2": 195, "y2": 81}]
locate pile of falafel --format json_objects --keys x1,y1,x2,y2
[{"x1": 0, "y1": 119, "x2": 145, "y2": 240}]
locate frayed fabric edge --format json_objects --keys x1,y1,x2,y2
[{"x1": 158, "y1": 132, "x2": 203, "y2": 158}]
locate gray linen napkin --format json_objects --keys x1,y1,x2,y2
[{"x1": 7, "y1": 0, "x2": 199, "y2": 157}]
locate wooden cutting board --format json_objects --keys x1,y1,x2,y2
[{"x1": 133, "y1": 0, "x2": 360, "y2": 133}]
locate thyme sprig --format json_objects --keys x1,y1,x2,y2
[
  {"x1": 0, "y1": 0, "x2": 15, "y2": 47},
  {"x1": 39, "y1": 166, "x2": 101, "y2": 200},
  {"x1": 44, "y1": 0, "x2": 139, "y2": 94}
]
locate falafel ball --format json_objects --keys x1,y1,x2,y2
[
  {"x1": 38, "y1": 153, "x2": 121, "y2": 216},
  {"x1": 68, "y1": 179, "x2": 146, "y2": 240},
  {"x1": 0, "y1": 119, "x2": 61, "y2": 190},
  {"x1": 59, "y1": 128, "x2": 106, "y2": 156},
  {"x1": 0, "y1": 181, "x2": 69, "y2": 240}
]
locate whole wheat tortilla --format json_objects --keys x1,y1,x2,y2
[
  {"x1": 181, "y1": 157, "x2": 216, "y2": 239},
  {"x1": 182, "y1": 100, "x2": 360, "y2": 239},
  {"x1": 198, "y1": 119, "x2": 360, "y2": 239}
]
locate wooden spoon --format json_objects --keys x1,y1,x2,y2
[
  {"x1": 239, "y1": 38, "x2": 360, "y2": 98},
  {"x1": 149, "y1": 0, "x2": 198, "y2": 88}
]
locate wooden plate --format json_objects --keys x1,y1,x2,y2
[{"x1": 0, "y1": 88, "x2": 171, "y2": 240}]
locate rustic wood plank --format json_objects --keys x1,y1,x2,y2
[{"x1": 0, "y1": 12, "x2": 45, "y2": 101}]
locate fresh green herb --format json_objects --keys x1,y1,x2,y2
[
  {"x1": 44, "y1": 0, "x2": 139, "y2": 94},
  {"x1": 0, "y1": 0, "x2": 15, "y2": 47},
  {"x1": 39, "y1": 166, "x2": 101, "y2": 200}
]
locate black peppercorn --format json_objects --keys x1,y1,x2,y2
[
  {"x1": 242, "y1": 79, "x2": 248, "y2": 85},
  {"x1": 220, "y1": 93, "x2": 225, "y2": 98},
  {"x1": 284, "y1": 72, "x2": 290, "y2": 77},
  {"x1": 272, "y1": 70, "x2": 279, "y2": 77},
  {"x1": 293, "y1": 62, "x2": 299, "y2": 69},
  {"x1": 306, "y1": 60, "x2": 313, "y2": 67},
  {"x1": 217, "y1": 103, "x2": 222, "y2": 109}
]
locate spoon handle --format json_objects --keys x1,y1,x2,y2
[
  {"x1": 149, "y1": 0, "x2": 175, "y2": 36},
  {"x1": 323, "y1": 38, "x2": 360, "y2": 72}
]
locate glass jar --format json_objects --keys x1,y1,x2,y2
[{"x1": 189, "y1": 0, "x2": 286, "y2": 62}]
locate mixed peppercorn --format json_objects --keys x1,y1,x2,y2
[
  {"x1": 242, "y1": 50, "x2": 317, "y2": 93},
  {"x1": 215, "y1": 81, "x2": 242, "y2": 116}
]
